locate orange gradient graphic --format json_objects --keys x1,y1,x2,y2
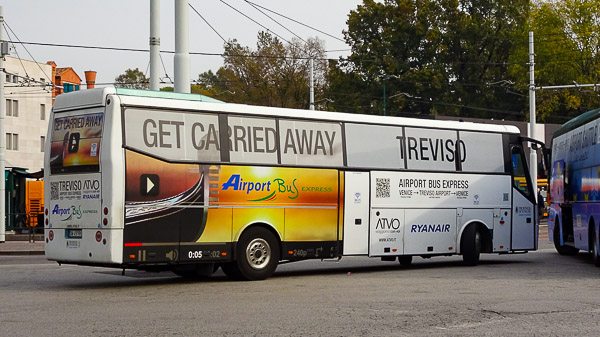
[
  {"x1": 125, "y1": 150, "x2": 202, "y2": 202},
  {"x1": 215, "y1": 166, "x2": 339, "y2": 207},
  {"x1": 210, "y1": 166, "x2": 340, "y2": 242}
]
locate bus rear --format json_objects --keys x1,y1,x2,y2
[{"x1": 44, "y1": 88, "x2": 124, "y2": 266}]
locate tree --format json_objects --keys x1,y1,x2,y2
[
  {"x1": 196, "y1": 31, "x2": 328, "y2": 109},
  {"x1": 509, "y1": 0, "x2": 600, "y2": 124},
  {"x1": 327, "y1": 0, "x2": 529, "y2": 119},
  {"x1": 115, "y1": 68, "x2": 149, "y2": 89}
]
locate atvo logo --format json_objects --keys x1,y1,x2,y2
[{"x1": 375, "y1": 217, "x2": 401, "y2": 230}]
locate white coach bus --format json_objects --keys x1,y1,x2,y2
[{"x1": 44, "y1": 88, "x2": 539, "y2": 280}]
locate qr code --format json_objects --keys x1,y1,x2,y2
[
  {"x1": 376, "y1": 178, "x2": 390, "y2": 198},
  {"x1": 50, "y1": 182, "x2": 59, "y2": 200}
]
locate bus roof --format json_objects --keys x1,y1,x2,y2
[
  {"x1": 115, "y1": 88, "x2": 223, "y2": 103},
  {"x1": 54, "y1": 87, "x2": 521, "y2": 134},
  {"x1": 553, "y1": 107, "x2": 600, "y2": 138}
]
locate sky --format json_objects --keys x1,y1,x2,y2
[{"x1": 1, "y1": 0, "x2": 363, "y2": 87}]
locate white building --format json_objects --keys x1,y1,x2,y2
[{"x1": 4, "y1": 56, "x2": 52, "y2": 172}]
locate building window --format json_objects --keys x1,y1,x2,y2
[
  {"x1": 6, "y1": 99, "x2": 18, "y2": 117},
  {"x1": 6, "y1": 133, "x2": 18, "y2": 151},
  {"x1": 40, "y1": 104, "x2": 46, "y2": 120},
  {"x1": 40, "y1": 136, "x2": 45, "y2": 152}
]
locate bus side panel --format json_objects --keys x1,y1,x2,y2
[
  {"x1": 404, "y1": 209, "x2": 457, "y2": 255},
  {"x1": 370, "y1": 171, "x2": 511, "y2": 256},
  {"x1": 572, "y1": 203, "x2": 589, "y2": 251},
  {"x1": 216, "y1": 166, "x2": 340, "y2": 260}
]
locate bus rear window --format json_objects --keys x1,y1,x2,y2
[{"x1": 49, "y1": 113, "x2": 104, "y2": 174}]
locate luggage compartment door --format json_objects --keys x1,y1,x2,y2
[{"x1": 343, "y1": 172, "x2": 370, "y2": 255}]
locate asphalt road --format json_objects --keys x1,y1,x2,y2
[{"x1": 1, "y1": 239, "x2": 600, "y2": 336}]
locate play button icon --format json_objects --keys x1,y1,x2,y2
[{"x1": 140, "y1": 174, "x2": 159, "y2": 196}]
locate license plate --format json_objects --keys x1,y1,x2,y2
[
  {"x1": 65, "y1": 229, "x2": 82, "y2": 239},
  {"x1": 67, "y1": 240, "x2": 80, "y2": 248}
]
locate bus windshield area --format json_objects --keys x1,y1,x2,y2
[{"x1": 512, "y1": 147, "x2": 532, "y2": 198}]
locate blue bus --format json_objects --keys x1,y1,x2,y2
[{"x1": 549, "y1": 108, "x2": 600, "y2": 265}]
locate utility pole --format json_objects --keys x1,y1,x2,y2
[
  {"x1": 529, "y1": 31, "x2": 538, "y2": 200},
  {"x1": 309, "y1": 58, "x2": 314, "y2": 110},
  {"x1": 0, "y1": 6, "x2": 5, "y2": 243},
  {"x1": 150, "y1": 0, "x2": 160, "y2": 91},
  {"x1": 174, "y1": 0, "x2": 190, "y2": 93}
]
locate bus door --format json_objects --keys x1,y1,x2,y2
[
  {"x1": 343, "y1": 172, "x2": 370, "y2": 255},
  {"x1": 511, "y1": 146, "x2": 537, "y2": 250}
]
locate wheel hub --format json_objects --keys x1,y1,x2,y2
[{"x1": 246, "y1": 238, "x2": 271, "y2": 270}]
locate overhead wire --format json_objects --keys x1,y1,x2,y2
[
  {"x1": 218, "y1": 0, "x2": 294, "y2": 46},
  {"x1": 2, "y1": 23, "x2": 30, "y2": 80},
  {"x1": 189, "y1": 2, "x2": 229, "y2": 45},
  {"x1": 3, "y1": 20, "x2": 54, "y2": 84},
  {"x1": 245, "y1": 0, "x2": 307, "y2": 44},
  {"x1": 244, "y1": 0, "x2": 346, "y2": 43}
]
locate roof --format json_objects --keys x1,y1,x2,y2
[
  {"x1": 54, "y1": 87, "x2": 520, "y2": 135},
  {"x1": 115, "y1": 87, "x2": 222, "y2": 103},
  {"x1": 55, "y1": 67, "x2": 82, "y2": 82},
  {"x1": 553, "y1": 108, "x2": 600, "y2": 137}
]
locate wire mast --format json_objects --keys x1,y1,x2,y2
[
  {"x1": 150, "y1": 0, "x2": 160, "y2": 91},
  {"x1": 174, "y1": 0, "x2": 190, "y2": 93}
]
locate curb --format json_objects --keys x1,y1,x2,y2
[{"x1": 0, "y1": 251, "x2": 45, "y2": 256}]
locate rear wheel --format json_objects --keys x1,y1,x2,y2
[
  {"x1": 553, "y1": 219, "x2": 579, "y2": 255},
  {"x1": 461, "y1": 225, "x2": 481, "y2": 266},
  {"x1": 398, "y1": 255, "x2": 412, "y2": 266},
  {"x1": 227, "y1": 227, "x2": 280, "y2": 281}
]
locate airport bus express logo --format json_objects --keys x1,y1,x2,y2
[
  {"x1": 221, "y1": 174, "x2": 299, "y2": 201},
  {"x1": 52, "y1": 204, "x2": 82, "y2": 221}
]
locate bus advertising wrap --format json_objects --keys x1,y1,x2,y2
[{"x1": 124, "y1": 150, "x2": 339, "y2": 263}]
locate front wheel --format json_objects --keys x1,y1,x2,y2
[
  {"x1": 553, "y1": 221, "x2": 579, "y2": 256},
  {"x1": 461, "y1": 225, "x2": 481, "y2": 266},
  {"x1": 591, "y1": 227, "x2": 600, "y2": 267},
  {"x1": 231, "y1": 227, "x2": 280, "y2": 281}
]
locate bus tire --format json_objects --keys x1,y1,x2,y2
[
  {"x1": 553, "y1": 219, "x2": 579, "y2": 255},
  {"x1": 461, "y1": 225, "x2": 481, "y2": 266},
  {"x1": 398, "y1": 255, "x2": 412, "y2": 266},
  {"x1": 234, "y1": 227, "x2": 280, "y2": 281},
  {"x1": 591, "y1": 226, "x2": 600, "y2": 267}
]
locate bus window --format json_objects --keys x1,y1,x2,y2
[{"x1": 512, "y1": 147, "x2": 532, "y2": 197}]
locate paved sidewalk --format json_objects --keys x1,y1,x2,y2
[{"x1": 0, "y1": 240, "x2": 45, "y2": 255}]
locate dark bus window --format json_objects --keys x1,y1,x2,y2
[{"x1": 512, "y1": 147, "x2": 532, "y2": 197}]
